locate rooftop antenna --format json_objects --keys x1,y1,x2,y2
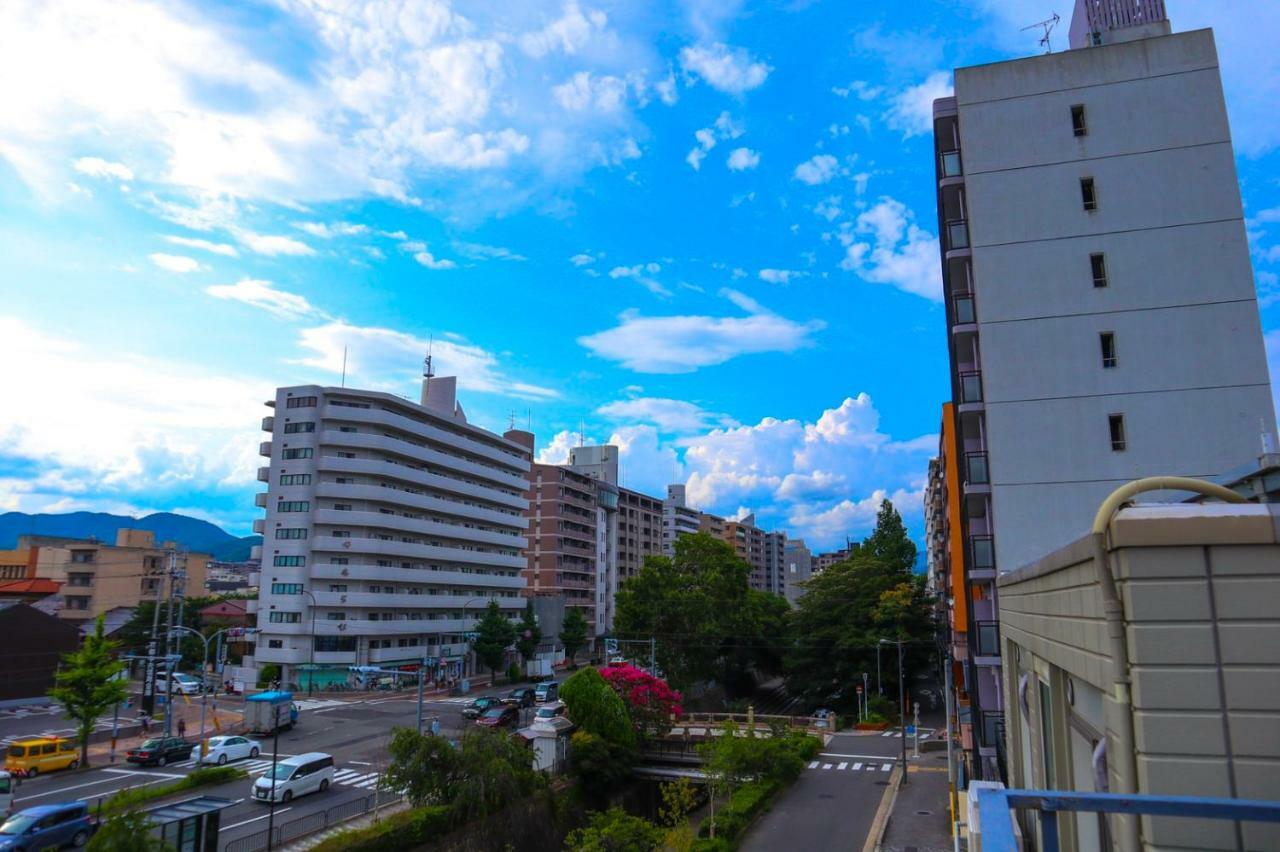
[
  {"x1": 1021, "y1": 11, "x2": 1060, "y2": 53},
  {"x1": 508, "y1": 409, "x2": 518, "y2": 431},
  {"x1": 579, "y1": 418, "x2": 586, "y2": 447},
  {"x1": 525, "y1": 409, "x2": 532, "y2": 431},
  {"x1": 340, "y1": 345, "x2": 348, "y2": 388}
]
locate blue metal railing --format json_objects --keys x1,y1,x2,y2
[{"x1": 976, "y1": 789, "x2": 1280, "y2": 852}]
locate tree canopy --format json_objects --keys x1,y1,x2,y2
[
  {"x1": 514, "y1": 599, "x2": 541, "y2": 664},
  {"x1": 50, "y1": 615, "x2": 130, "y2": 768},
  {"x1": 472, "y1": 600, "x2": 516, "y2": 679},
  {"x1": 559, "y1": 607, "x2": 589, "y2": 666},
  {"x1": 559, "y1": 666, "x2": 636, "y2": 749},
  {"x1": 600, "y1": 664, "x2": 683, "y2": 739},
  {"x1": 383, "y1": 726, "x2": 541, "y2": 821}
]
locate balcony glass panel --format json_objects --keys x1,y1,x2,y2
[
  {"x1": 970, "y1": 536, "x2": 995, "y2": 571},
  {"x1": 941, "y1": 150, "x2": 962, "y2": 177},
  {"x1": 947, "y1": 220, "x2": 970, "y2": 250},
  {"x1": 975, "y1": 620, "x2": 1000, "y2": 657},
  {"x1": 960, "y1": 372, "x2": 983, "y2": 404},
  {"x1": 966, "y1": 452, "x2": 990, "y2": 485},
  {"x1": 954, "y1": 295, "x2": 975, "y2": 325}
]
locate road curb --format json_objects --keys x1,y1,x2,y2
[{"x1": 861, "y1": 763, "x2": 903, "y2": 852}]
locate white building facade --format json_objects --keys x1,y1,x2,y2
[
  {"x1": 662, "y1": 484, "x2": 702, "y2": 556},
  {"x1": 252, "y1": 376, "x2": 530, "y2": 687}
]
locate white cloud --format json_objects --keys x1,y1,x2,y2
[
  {"x1": 413, "y1": 249, "x2": 458, "y2": 270},
  {"x1": 578, "y1": 289, "x2": 824, "y2": 373},
  {"x1": 553, "y1": 72, "x2": 630, "y2": 113},
  {"x1": 454, "y1": 241, "x2": 525, "y2": 262},
  {"x1": 838, "y1": 196, "x2": 941, "y2": 301},
  {"x1": 536, "y1": 429, "x2": 584, "y2": 465},
  {"x1": 832, "y1": 80, "x2": 883, "y2": 101},
  {"x1": 570, "y1": 252, "x2": 597, "y2": 266},
  {"x1": 679, "y1": 42, "x2": 771, "y2": 94},
  {"x1": 758, "y1": 268, "x2": 806, "y2": 284},
  {"x1": 686, "y1": 110, "x2": 743, "y2": 170},
  {"x1": 654, "y1": 70, "x2": 679, "y2": 105},
  {"x1": 73, "y1": 157, "x2": 134, "y2": 181},
  {"x1": 609, "y1": 262, "x2": 668, "y2": 296},
  {"x1": 294, "y1": 221, "x2": 369, "y2": 239},
  {"x1": 608, "y1": 424, "x2": 680, "y2": 495},
  {"x1": 236, "y1": 231, "x2": 315, "y2": 257},
  {"x1": 597, "y1": 397, "x2": 735, "y2": 434},
  {"x1": 163, "y1": 235, "x2": 239, "y2": 257},
  {"x1": 519, "y1": 2, "x2": 608, "y2": 58},
  {"x1": 883, "y1": 71, "x2": 953, "y2": 138},
  {"x1": 205, "y1": 278, "x2": 320, "y2": 319},
  {"x1": 296, "y1": 321, "x2": 558, "y2": 400},
  {"x1": 793, "y1": 154, "x2": 839, "y2": 185},
  {"x1": 147, "y1": 253, "x2": 202, "y2": 273},
  {"x1": 726, "y1": 147, "x2": 760, "y2": 171},
  {"x1": 814, "y1": 196, "x2": 842, "y2": 221}
]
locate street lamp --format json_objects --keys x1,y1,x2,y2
[
  {"x1": 879, "y1": 638, "x2": 908, "y2": 786},
  {"x1": 169, "y1": 625, "x2": 259, "y2": 762},
  {"x1": 461, "y1": 597, "x2": 492, "y2": 684},
  {"x1": 300, "y1": 590, "x2": 318, "y2": 696}
]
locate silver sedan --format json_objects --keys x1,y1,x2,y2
[{"x1": 198, "y1": 735, "x2": 262, "y2": 765}]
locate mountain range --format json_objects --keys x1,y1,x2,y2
[{"x1": 0, "y1": 511, "x2": 260, "y2": 561}]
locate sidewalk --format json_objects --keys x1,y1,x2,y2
[{"x1": 877, "y1": 762, "x2": 955, "y2": 852}]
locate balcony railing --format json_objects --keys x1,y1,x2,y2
[
  {"x1": 945, "y1": 219, "x2": 970, "y2": 251},
  {"x1": 969, "y1": 535, "x2": 995, "y2": 573},
  {"x1": 978, "y1": 709, "x2": 1004, "y2": 751},
  {"x1": 975, "y1": 620, "x2": 1001, "y2": 657},
  {"x1": 975, "y1": 789, "x2": 1280, "y2": 852},
  {"x1": 965, "y1": 452, "x2": 990, "y2": 486},
  {"x1": 952, "y1": 292, "x2": 975, "y2": 325},
  {"x1": 959, "y1": 371, "x2": 983, "y2": 404},
  {"x1": 940, "y1": 150, "x2": 962, "y2": 178}
]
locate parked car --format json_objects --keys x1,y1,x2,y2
[
  {"x1": 154, "y1": 673, "x2": 203, "y2": 695},
  {"x1": 476, "y1": 706, "x2": 520, "y2": 730},
  {"x1": 811, "y1": 708, "x2": 835, "y2": 729},
  {"x1": 252, "y1": 753, "x2": 334, "y2": 804},
  {"x1": 530, "y1": 702, "x2": 567, "y2": 730},
  {"x1": 503, "y1": 688, "x2": 536, "y2": 708},
  {"x1": 0, "y1": 802, "x2": 96, "y2": 851},
  {"x1": 533, "y1": 681, "x2": 559, "y2": 703},
  {"x1": 461, "y1": 696, "x2": 503, "y2": 720},
  {"x1": 126, "y1": 737, "x2": 194, "y2": 767},
  {"x1": 4, "y1": 739, "x2": 79, "y2": 778},
  {"x1": 198, "y1": 735, "x2": 262, "y2": 766},
  {"x1": 0, "y1": 772, "x2": 12, "y2": 821}
]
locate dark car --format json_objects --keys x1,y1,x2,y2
[
  {"x1": 476, "y1": 706, "x2": 520, "y2": 730},
  {"x1": 503, "y1": 688, "x2": 536, "y2": 708},
  {"x1": 126, "y1": 736, "x2": 194, "y2": 767},
  {"x1": 0, "y1": 802, "x2": 96, "y2": 851},
  {"x1": 461, "y1": 696, "x2": 503, "y2": 720}
]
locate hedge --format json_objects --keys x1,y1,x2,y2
[
  {"x1": 697, "y1": 780, "x2": 780, "y2": 846},
  {"x1": 310, "y1": 804, "x2": 453, "y2": 852},
  {"x1": 103, "y1": 765, "x2": 246, "y2": 813}
]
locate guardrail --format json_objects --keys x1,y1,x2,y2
[{"x1": 223, "y1": 790, "x2": 403, "y2": 852}]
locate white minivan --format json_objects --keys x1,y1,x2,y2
[{"x1": 252, "y1": 753, "x2": 335, "y2": 804}]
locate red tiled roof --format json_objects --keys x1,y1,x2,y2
[
  {"x1": 200, "y1": 600, "x2": 248, "y2": 615},
  {"x1": 0, "y1": 578, "x2": 62, "y2": 595}
]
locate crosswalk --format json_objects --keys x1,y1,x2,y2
[
  {"x1": 807, "y1": 760, "x2": 894, "y2": 773},
  {"x1": 292, "y1": 698, "x2": 353, "y2": 712},
  {"x1": 171, "y1": 756, "x2": 387, "y2": 790},
  {"x1": 880, "y1": 728, "x2": 935, "y2": 739}
]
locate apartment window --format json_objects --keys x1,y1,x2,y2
[
  {"x1": 1100, "y1": 332, "x2": 1117, "y2": 368},
  {"x1": 67, "y1": 573, "x2": 93, "y2": 587},
  {"x1": 1090, "y1": 253, "x2": 1108, "y2": 288},
  {"x1": 268, "y1": 611, "x2": 302, "y2": 623},
  {"x1": 1071, "y1": 104, "x2": 1087, "y2": 137},
  {"x1": 268, "y1": 639, "x2": 283, "y2": 649},
  {"x1": 1108, "y1": 414, "x2": 1127, "y2": 452},
  {"x1": 65, "y1": 596, "x2": 90, "y2": 610},
  {"x1": 326, "y1": 612, "x2": 346, "y2": 621},
  {"x1": 70, "y1": 550, "x2": 95, "y2": 564},
  {"x1": 286, "y1": 396, "x2": 317, "y2": 409},
  {"x1": 339, "y1": 426, "x2": 358, "y2": 433},
  {"x1": 1080, "y1": 178, "x2": 1097, "y2": 211},
  {"x1": 279, "y1": 474, "x2": 312, "y2": 486},
  {"x1": 283, "y1": 422, "x2": 315, "y2": 434},
  {"x1": 271, "y1": 583, "x2": 304, "y2": 595},
  {"x1": 335, "y1": 477, "x2": 354, "y2": 484},
  {"x1": 336, "y1": 452, "x2": 357, "y2": 459},
  {"x1": 275, "y1": 528, "x2": 308, "y2": 540},
  {"x1": 329, "y1": 557, "x2": 349, "y2": 565},
  {"x1": 328, "y1": 584, "x2": 348, "y2": 592},
  {"x1": 282, "y1": 448, "x2": 313, "y2": 460},
  {"x1": 315, "y1": 636, "x2": 357, "y2": 652},
  {"x1": 273, "y1": 555, "x2": 306, "y2": 567},
  {"x1": 333, "y1": 503, "x2": 352, "y2": 511},
  {"x1": 332, "y1": 530, "x2": 351, "y2": 539},
  {"x1": 277, "y1": 500, "x2": 311, "y2": 512}
]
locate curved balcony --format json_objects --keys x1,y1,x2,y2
[
  {"x1": 311, "y1": 562, "x2": 524, "y2": 589},
  {"x1": 252, "y1": 519, "x2": 265, "y2": 535},
  {"x1": 254, "y1": 493, "x2": 268, "y2": 508},
  {"x1": 315, "y1": 482, "x2": 523, "y2": 531},
  {"x1": 257, "y1": 467, "x2": 270, "y2": 483},
  {"x1": 318, "y1": 430, "x2": 529, "y2": 492},
  {"x1": 262, "y1": 416, "x2": 275, "y2": 432},
  {"x1": 309, "y1": 535, "x2": 526, "y2": 571},
  {"x1": 261, "y1": 618, "x2": 477, "y2": 637},
  {"x1": 317, "y1": 456, "x2": 527, "y2": 512},
  {"x1": 320, "y1": 404, "x2": 528, "y2": 473},
  {"x1": 311, "y1": 591, "x2": 521, "y2": 609},
  {"x1": 259, "y1": 441, "x2": 273, "y2": 457},
  {"x1": 311, "y1": 509, "x2": 525, "y2": 551}
]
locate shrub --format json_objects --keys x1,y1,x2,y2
[
  {"x1": 507, "y1": 662, "x2": 522, "y2": 683},
  {"x1": 867, "y1": 694, "x2": 897, "y2": 719},
  {"x1": 103, "y1": 765, "x2": 246, "y2": 813},
  {"x1": 560, "y1": 667, "x2": 637, "y2": 749},
  {"x1": 256, "y1": 663, "x2": 281, "y2": 688},
  {"x1": 311, "y1": 805, "x2": 453, "y2": 852},
  {"x1": 600, "y1": 664, "x2": 683, "y2": 738},
  {"x1": 565, "y1": 807, "x2": 664, "y2": 851},
  {"x1": 698, "y1": 780, "x2": 779, "y2": 842}
]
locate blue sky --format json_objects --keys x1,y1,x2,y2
[{"x1": 1, "y1": 0, "x2": 1278, "y2": 552}]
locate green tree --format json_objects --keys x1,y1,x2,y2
[
  {"x1": 450, "y1": 728, "x2": 543, "y2": 822},
  {"x1": 560, "y1": 666, "x2": 636, "y2": 749},
  {"x1": 50, "y1": 615, "x2": 129, "y2": 768},
  {"x1": 472, "y1": 601, "x2": 516, "y2": 683},
  {"x1": 861, "y1": 499, "x2": 917, "y2": 575},
  {"x1": 566, "y1": 730, "x2": 635, "y2": 807},
  {"x1": 565, "y1": 807, "x2": 663, "y2": 852},
  {"x1": 116, "y1": 596, "x2": 221, "y2": 670},
  {"x1": 659, "y1": 778, "x2": 699, "y2": 852},
  {"x1": 559, "y1": 607, "x2": 590, "y2": 666},
  {"x1": 383, "y1": 726, "x2": 460, "y2": 807},
  {"x1": 515, "y1": 599, "x2": 542, "y2": 664},
  {"x1": 87, "y1": 811, "x2": 170, "y2": 852}
]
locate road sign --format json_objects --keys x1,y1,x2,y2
[
  {"x1": 905, "y1": 725, "x2": 915, "y2": 734},
  {"x1": 856, "y1": 686, "x2": 863, "y2": 694}
]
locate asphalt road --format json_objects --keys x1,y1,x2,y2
[{"x1": 8, "y1": 682, "x2": 542, "y2": 851}]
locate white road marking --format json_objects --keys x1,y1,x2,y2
[
  {"x1": 881, "y1": 763, "x2": 892, "y2": 772},
  {"x1": 852, "y1": 763, "x2": 863, "y2": 771},
  {"x1": 881, "y1": 731, "x2": 893, "y2": 737},
  {"x1": 807, "y1": 761, "x2": 819, "y2": 769},
  {"x1": 348, "y1": 760, "x2": 372, "y2": 766},
  {"x1": 16, "y1": 774, "x2": 143, "y2": 802},
  {"x1": 103, "y1": 768, "x2": 185, "y2": 780},
  {"x1": 224, "y1": 807, "x2": 293, "y2": 830},
  {"x1": 820, "y1": 753, "x2": 899, "y2": 761},
  {"x1": 821, "y1": 764, "x2": 833, "y2": 770},
  {"x1": 837, "y1": 762, "x2": 848, "y2": 770}
]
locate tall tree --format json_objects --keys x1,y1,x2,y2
[
  {"x1": 87, "y1": 811, "x2": 168, "y2": 852},
  {"x1": 560, "y1": 666, "x2": 636, "y2": 749},
  {"x1": 472, "y1": 601, "x2": 516, "y2": 683},
  {"x1": 50, "y1": 615, "x2": 130, "y2": 768},
  {"x1": 515, "y1": 599, "x2": 542, "y2": 664},
  {"x1": 559, "y1": 607, "x2": 589, "y2": 666},
  {"x1": 861, "y1": 499, "x2": 918, "y2": 575}
]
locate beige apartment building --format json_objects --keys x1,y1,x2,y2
[
  {"x1": 997, "y1": 500, "x2": 1280, "y2": 852},
  {"x1": 19, "y1": 529, "x2": 209, "y2": 625}
]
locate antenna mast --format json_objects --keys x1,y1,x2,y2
[{"x1": 1021, "y1": 11, "x2": 1060, "y2": 53}]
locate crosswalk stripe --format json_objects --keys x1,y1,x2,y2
[
  {"x1": 851, "y1": 762, "x2": 862, "y2": 771},
  {"x1": 821, "y1": 763, "x2": 832, "y2": 770},
  {"x1": 807, "y1": 760, "x2": 818, "y2": 769},
  {"x1": 837, "y1": 762, "x2": 847, "y2": 770},
  {"x1": 881, "y1": 763, "x2": 892, "y2": 772},
  {"x1": 881, "y1": 731, "x2": 893, "y2": 737}
]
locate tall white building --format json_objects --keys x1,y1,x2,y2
[
  {"x1": 662, "y1": 484, "x2": 701, "y2": 556},
  {"x1": 251, "y1": 375, "x2": 530, "y2": 687}
]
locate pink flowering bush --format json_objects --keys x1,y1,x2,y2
[{"x1": 600, "y1": 664, "x2": 683, "y2": 738}]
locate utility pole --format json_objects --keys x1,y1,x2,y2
[
  {"x1": 898, "y1": 640, "x2": 907, "y2": 784},
  {"x1": 141, "y1": 552, "x2": 169, "y2": 718},
  {"x1": 650, "y1": 636, "x2": 657, "y2": 676},
  {"x1": 877, "y1": 643, "x2": 882, "y2": 695},
  {"x1": 163, "y1": 556, "x2": 179, "y2": 736},
  {"x1": 416, "y1": 656, "x2": 427, "y2": 735}
]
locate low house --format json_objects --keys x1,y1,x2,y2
[{"x1": 0, "y1": 602, "x2": 83, "y2": 703}]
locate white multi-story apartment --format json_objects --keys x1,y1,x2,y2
[
  {"x1": 661, "y1": 484, "x2": 701, "y2": 556},
  {"x1": 251, "y1": 375, "x2": 530, "y2": 687},
  {"x1": 933, "y1": 0, "x2": 1277, "y2": 781}
]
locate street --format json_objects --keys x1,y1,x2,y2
[{"x1": 7, "y1": 683, "x2": 539, "y2": 851}]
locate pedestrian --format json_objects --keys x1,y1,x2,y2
[
  {"x1": 139, "y1": 711, "x2": 150, "y2": 735},
  {"x1": 177, "y1": 717, "x2": 187, "y2": 739}
]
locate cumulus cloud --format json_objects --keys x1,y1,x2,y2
[
  {"x1": 570, "y1": 252, "x2": 597, "y2": 266},
  {"x1": 205, "y1": 278, "x2": 320, "y2": 319},
  {"x1": 296, "y1": 321, "x2": 558, "y2": 400},
  {"x1": 758, "y1": 268, "x2": 805, "y2": 284},
  {"x1": 294, "y1": 221, "x2": 369, "y2": 239},
  {"x1": 163, "y1": 235, "x2": 238, "y2": 257},
  {"x1": 553, "y1": 71, "x2": 630, "y2": 112},
  {"x1": 519, "y1": 1, "x2": 608, "y2": 58},
  {"x1": 838, "y1": 196, "x2": 941, "y2": 301},
  {"x1": 454, "y1": 241, "x2": 525, "y2": 262},
  {"x1": 73, "y1": 157, "x2": 134, "y2": 181},
  {"x1": 686, "y1": 110, "x2": 743, "y2": 170},
  {"x1": 597, "y1": 397, "x2": 736, "y2": 433},
  {"x1": 148, "y1": 253, "x2": 202, "y2": 273},
  {"x1": 535, "y1": 425, "x2": 680, "y2": 496},
  {"x1": 832, "y1": 80, "x2": 883, "y2": 100},
  {"x1": 679, "y1": 42, "x2": 771, "y2": 94},
  {"x1": 236, "y1": 231, "x2": 315, "y2": 257},
  {"x1": 883, "y1": 71, "x2": 952, "y2": 138},
  {"x1": 793, "y1": 154, "x2": 840, "y2": 185},
  {"x1": 577, "y1": 288, "x2": 824, "y2": 373},
  {"x1": 609, "y1": 262, "x2": 668, "y2": 296},
  {"x1": 726, "y1": 147, "x2": 760, "y2": 171}
]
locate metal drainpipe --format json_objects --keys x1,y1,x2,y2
[{"x1": 1089, "y1": 476, "x2": 1246, "y2": 852}]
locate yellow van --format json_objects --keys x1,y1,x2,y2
[{"x1": 4, "y1": 738, "x2": 79, "y2": 777}]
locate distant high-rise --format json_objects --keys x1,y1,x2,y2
[
  {"x1": 782, "y1": 538, "x2": 813, "y2": 605},
  {"x1": 662, "y1": 484, "x2": 701, "y2": 556}
]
